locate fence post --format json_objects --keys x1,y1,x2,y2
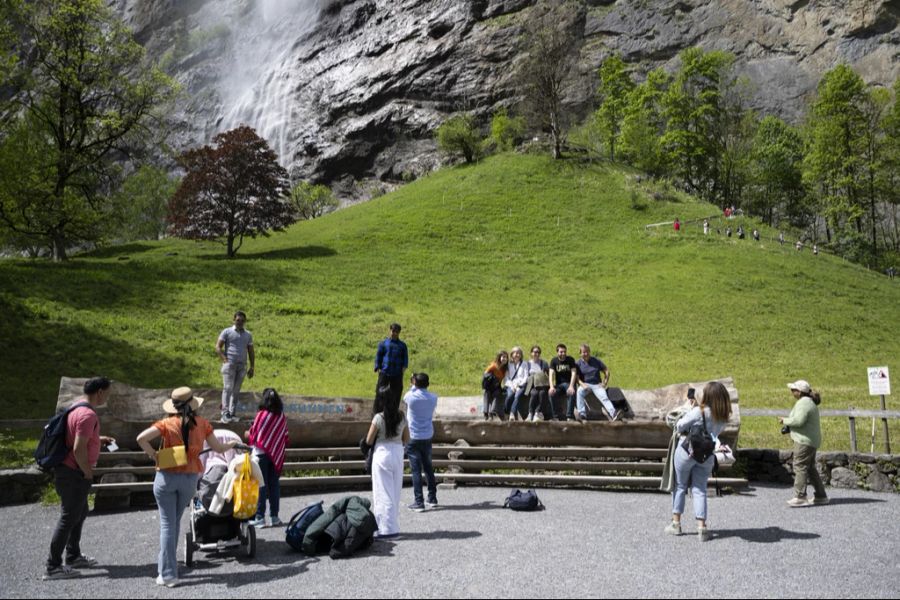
[
  {"x1": 881, "y1": 394, "x2": 891, "y2": 454},
  {"x1": 848, "y1": 415, "x2": 858, "y2": 453}
]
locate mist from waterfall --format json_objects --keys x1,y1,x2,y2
[{"x1": 217, "y1": 0, "x2": 320, "y2": 169}]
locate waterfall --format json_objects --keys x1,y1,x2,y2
[{"x1": 218, "y1": 0, "x2": 320, "y2": 167}]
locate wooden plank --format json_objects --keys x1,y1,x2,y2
[
  {"x1": 432, "y1": 460, "x2": 666, "y2": 472},
  {"x1": 433, "y1": 446, "x2": 668, "y2": 459},
  {"x1": 742, "y1": 409, "x2": 900, "y2": 418}
]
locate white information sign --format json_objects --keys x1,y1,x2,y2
[{"x1": 868, "y1": 366, "x2": 891, "y2": 396}]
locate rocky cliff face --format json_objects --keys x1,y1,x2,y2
[{"x1": 114, "y1": 0, "x2": 900, "y2": 198}]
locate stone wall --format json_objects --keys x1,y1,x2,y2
[{"x1": 736, "y1": 449, "x2": 900, "y2": 494}]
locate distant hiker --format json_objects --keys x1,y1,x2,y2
[
  {"x1": 737, "y1": 225, "x2": 745, "y2": 240},
  {"x1": 43, "y1": 377, "x2": 116, "y2": 580},
  {"x1": 779, "y1": 232, "x2": 785, "y2": 246},
  {"x1": 703, "y1": 219, "x2": 709, "y2": 235},
  {"x1": 483, "y1": 350, "x2": 509, "y2": 420},
  {"x1": 673, "y1": 217, "x2": 681, "y2": 232},
  {"x1": 216, "y1": 311, "x2": 255, "y2": 423},
  {"x1": 752, "y1": 229, "x2": 760, "y2": 241},
  {"x1": 405, "y1": 372, "x2": 438, "y2": 512},
  {"x1": 725, "y1": 226, "x2": 732, "y2": 238},
  {"x1": 813, "y1": 244, "x2": 818, "y2": 256},
  {"x1": 724, "y1": 207, "x2": 732, "y2": 219},
  {"x1": 575, "y1": 344, "x2": 618, "y2": 421},
  {"x1": 796, "y1": 240, "x2": 803, "y2": 251},
  {"x1": 549, "y1": 344, "x2": 578, "y2": 421},
  {"x1": 504, "y1": 347, "x2": 529, "y2": 420},
  {"x1": 374, "y1": 323, "x2": 408, "y2": 413},
  {"x1": 781, "y1": 380, "x2": 828, "y2": 507}
]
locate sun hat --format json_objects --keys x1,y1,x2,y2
[
  {"x1": 162, "y1": 386, "x2": 204, "y2": 414},
  {"x1": 786, "y1": 380, "x2": 812, "y2": 394}
]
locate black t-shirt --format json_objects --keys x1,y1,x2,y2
[{"x1": 550, "y1": 356, "x2": 577, "y2": 387}]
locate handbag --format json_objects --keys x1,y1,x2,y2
[
  {"x1": 232, "y1": 453, "x2": 260, "y2": 520},
  {"x1": 156, "y1": 437, "x2": 187, "y2": 469}
]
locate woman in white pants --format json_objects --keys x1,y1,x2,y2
[{"x1": 366, "y1": 397, "x2": 409, "y2": 538}]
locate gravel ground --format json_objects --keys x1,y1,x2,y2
[{"x1": 1, "y1": 483, "x2": 898, "y2": 598}]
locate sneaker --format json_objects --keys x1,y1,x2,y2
[
  {"x1": 228, "y1": 412, "x2": 240, "y2": 423},
  {"x1": 663, "y1": 521, "x2": 682, "y2": 536},
  {"x1": 575, "y1": 412, "x2": 586, "y2": 423},
  {"x1": 612, "y1": 409, "x2": 623, "y2": 421},
  {"x1": 787, "y1": 497, "x2": 808, "y2": 507},
  {"x1": 425, "y1": 499, "x2": 438, "y2": 508},
  {"x1": 67, "y1": 555, "x2": 98, "y2": 568},
  {"x1": 220, "y1": 413, "x2": 230, "y2": 424},
  {"x1": 809, "y1": 496, "x2": 830, "y2": 506},
  {"x1": 698, "y1": 527, "x2": 710, "y2": 542},
  {"x1": 43, "y1": 565, "x2": 80, "y2": 580},
  {"x1": 269, "y1": 517, "x2": 284, "y2": 527},
  {"x1": 248, "y1": 516, "x2": 266, "y2": 528},
  {"x1": 407, "y1": 502, "x2": 426, "y2": 512},
  {"x1": 156, "y1": 575, "x2": 179, "y2": 588}
]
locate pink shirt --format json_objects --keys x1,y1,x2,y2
[{"x1": 62, "y1": 405, "x2": 100, "y2": 471}]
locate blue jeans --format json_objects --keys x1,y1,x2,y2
[
  {"x1": 504, "y1": 387, "x2": 527, "y2": 419},
  {"x1": 576, "y1": 383, "x2": 616, "y2": 417},
  {"x1": 153, "y1": 470, "x2": 198, "y2": 581},
  {"x1": 672, "y1": 444, "x2": 714, "y2": 520},
  {"x1": 256, "y1": 452, "x2": 280, "y2": 520},
  {"x1": 406, "y1": 438, "x2": 437, "y2": 505}
]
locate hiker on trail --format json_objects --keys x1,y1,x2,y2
[
  {"x1": 703, "y1": 219, "x2": 709, "y2": 235},
  {"x1": 737, "y1": 225, "x2": 745, "y2": 239},
  {"x1": 504, "y1": 347, "x2": 529, "y2": 420},
  {"x1": 549, "y1": 344, "x2": 578, "y2": 421},
  {"x1": 374, "y1": 323, "x2": 408, "y2": 412},
  {"x1": 43, "y1": 377, "x2": 116, "y2": 581},
  {"x1": 216, "y1": 311, "x2": 255, "y2": 424},
  {"x1": 673, "y1": 217, "x2": 681, "y2": 232},
  {"x1": 753, "y1": 229, "x2": 760, "y2": 241},
  {"x1": 405, "y1": 372, "x2": 439, "y2": 512},
  {"x1": 575, "y1": 344, "x2": 618, "y2": 422},
  {"x1": 725, "y1": 226, "x2": 732, "y2": 238},
  {"x1": 664, "y1": 381, "x2": 732, "y2": 542},
  {"x1": 796, "y1": 240, "x2": 803, "y2": 251},
  {"x1": 781, "y1": 380, "x2": 829, "y2": 507},
  {"x1": 483, "y1": 350, "x2": 509, "y2": 420},
  {"x1": 779, "y1": 232, "x2": 785, "y2": 245}
]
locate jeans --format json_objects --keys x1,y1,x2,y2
[
  {"x1": 47, "y1": 465, "x2": 92, "y2": 568},
  {"x1": 672, "y1": 443, "x2": 714, "y2": 520},
  {"x1": 792, "y1": 442, "x2": 827, "y2": 499},
  {"x1": 576, "y1": 383, "x2": 616, "y2": 417},
  {"x1": 221, "y1": 361, "x2": 246, "y2": 416},
  {"x1": 153, "y1": 470, "x2": 199, "y2": 581},
  {"x1": 406, "y1": 438, "x2": 437, "y2": 506},
  {"x1": 550, "y1": 383, "x2": 574, "y2": 419},
  {"x1": 504, "y1": 387, "x2": 527, "y2": 419},
  {"x1": 256, "y1": 452, "x2": 280, "y2": 520}
]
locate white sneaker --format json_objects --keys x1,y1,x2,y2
[{"x1": 156, "y1": 575, "x2": 179, "y2": 588}]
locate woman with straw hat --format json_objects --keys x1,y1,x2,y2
[{"x1": 136, "y1": 387, "x2": 238, "y2": 588}]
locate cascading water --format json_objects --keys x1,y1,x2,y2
[{"x1": 218, "y1": 0, "x2": 320, "y2": 167}]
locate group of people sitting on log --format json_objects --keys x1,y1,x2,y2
[{"x1": 482, "y1": 343, "x2": 623, "y2": 423}]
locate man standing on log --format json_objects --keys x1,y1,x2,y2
[
  {"x1": 374, "y1": 323, "x2": 408, "y2": 411},
  {"x1": 216, "y1": 310, "x2": 255, "y2": 423}
]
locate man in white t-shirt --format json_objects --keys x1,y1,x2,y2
[{"x1": 216, "y1": 311, "x2": 255, "y2": 423}]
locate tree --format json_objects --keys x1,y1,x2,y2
[
  {"x1": 594, "y1": 53, "x2": 634, "y2": 161},
  {"x1": 0, "y1": 0, "x2": 176, "y2": 260},
  {"x1": 620, "y1": 68, "x2": 670, "y2": 177},
  {"x1": 746, "y1": 116, "x2": 806, "y2": 226},
  {"x1": 110, "y1": 166, "x2": 179, "y2": 241},
  {"x1": 168, "y1": 126, "x2": 295, "y2": 257},
  {"x1": 518, "y1": 0, "x2": 585, "y2": 159},
  {"x1": 489, "y1": 107, "x2": 526, "y2": 152},
  {"x1": 435, "y1": 114, "x2": 482, "y2": 163},
  {"x1": 289, "y1": 180, "x2": 338, "y2": 220}
]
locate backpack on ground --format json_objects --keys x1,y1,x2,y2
[
  {"x1": 286, "y1": 500, "x2": 325, "y2": 551},
  {"x1": 503, "y1": 489, "x2": 544, "y2": 511},
  {"x1": 683, "y1": 412, "x2": 716, "y2": 463},
  {"x1": 33, "y1": 402, "x2": 90, "y2": 472}
]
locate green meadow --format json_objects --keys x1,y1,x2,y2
[{"x1": 1, "y1": 153, "x2": 897, "y2": 454}]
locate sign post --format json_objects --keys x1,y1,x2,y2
[{"x1": 868, "y1": 367, "x2": 891, "y2": 454}]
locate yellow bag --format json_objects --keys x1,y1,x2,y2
[
  {"x1": 232, "y1": 453, "x2": 259, "y2": 520},
  {"x1": 156, "y1": 445, "x2": 187, "y2": 470}
]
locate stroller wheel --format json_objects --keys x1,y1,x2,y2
[
  {"x1": 243, "y1": 525, "x2": 256, "y2": 559},
  {"x1": 184, "y1": 531, "x2": 194, "y2": 567}
]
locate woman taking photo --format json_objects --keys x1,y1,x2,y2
[
  {"x1": 365, "y1": 396, "x2": 409, "y2": 538},
  {"x1": 483, "y1": 350, "x2": 509, "y2": 420},
  {"x1": 246, "y1": 388, "x2": 289, "y2": 528},
  {"x1": 664, "y1": 381, "x2": 732, "y2": 542},
  {"x1": 136, "y1": 387, "x2": 238, "y2": 587},
  {"x1": 781, "y1": 379, "x2": 828, "y2": 507}
]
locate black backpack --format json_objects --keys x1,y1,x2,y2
[
  {"x1": 504, "y1": 489, "x2": 544, "y2": 511},
  {"x1": 285, "y1": 500, "x2": 325, "y2": 551},
  {"x1": 684, "y1": 412, "x2": 716, "y2": 463},
  {"x1": 33, "y1": 402, "x2": 91, "y2": 472}
]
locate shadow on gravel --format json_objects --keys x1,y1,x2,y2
[
  {"x1": 430, "y1": 502, "x2": 503, "y2": 511},
  {"x1": 711, "y1": 527, "x2": 820, "y2": 543},
  {"x1": 396, "y1": 530, "x2": 482, "y2": 541},
  {"x1": 826, "y1": 497, "x2": 887, "y2": 506}
]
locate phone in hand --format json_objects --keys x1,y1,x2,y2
[{"x1": 687, "y1": 387, "x2": 696, "y2": 401}]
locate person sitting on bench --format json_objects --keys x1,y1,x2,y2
[{"x1": 575, "y1": 344, "x2": 620, "y2": 421}]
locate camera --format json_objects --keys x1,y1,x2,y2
[{"x1": 781, "y1": 425, "x2": 791, "y2": 435}]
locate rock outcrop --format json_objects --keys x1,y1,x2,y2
[{"x1": 113, "y1": 0, "x2": 900, "y2": 198}]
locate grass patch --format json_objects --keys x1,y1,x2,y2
[
  {"x1": 0, "y1": 428, "x2": 40, "y2": 468},
  {"x1": 0, "y1": 154, "x2": 897, "y2": 452}
]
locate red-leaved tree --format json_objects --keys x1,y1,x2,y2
[{"x1": 168, "y1": 126, "x2": 295, "y2": 257}]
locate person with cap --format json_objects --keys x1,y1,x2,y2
[
  {"x1": 780, "y1": 380, "x2": 829, "y2": 507},
  {"x1": 216, "y1": 311, "x2": 255, "y2": 424},
  {"x1": 374, "y1": 323, "x2": 408, "y2": 411},
  {"x1": 43, "y1": 377, "x2": 116, "y2": 580},
  {"x1": 136, "y1": 387, "x2": 239, "y2": 588}
]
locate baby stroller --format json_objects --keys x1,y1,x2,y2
[{"x1": 184, "y1": 429, "x2": 258, "y2": 566}]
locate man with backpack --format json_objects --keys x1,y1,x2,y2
[
  {"x1": 405, "y1": 372, "x2": 438, "y2": 512},
  {"x1": 42, "y1": 377, "x2": 115, "y2": 580}
]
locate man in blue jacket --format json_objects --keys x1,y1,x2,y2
[
  {"x1": 405, "y1": 372, "x2": 438, "y2": 512},
  {"x1": 374, "y1": 322, "x2": 408, "y2": 410}
]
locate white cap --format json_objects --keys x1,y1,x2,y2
[{"x1": 787, "y1": 380, "x2": 811, "y2": 394}]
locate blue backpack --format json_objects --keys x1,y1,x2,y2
[
  {"x1": 33, "y1": 402, "x2": 90, "y2": 472},
  {"x1": 504, "y1": 489, "x2": 544, "y2": 511},
  {"x1": 286, "y1": 500, "x2": 325, "y2": 551}
]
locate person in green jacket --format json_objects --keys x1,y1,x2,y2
[{"x1": 780, "y1": 380, "x2": 829, "y2": 507}]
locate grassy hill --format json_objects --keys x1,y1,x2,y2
[{"x1": 1, "y1": 153, "x2": 897, "y2": 451}]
